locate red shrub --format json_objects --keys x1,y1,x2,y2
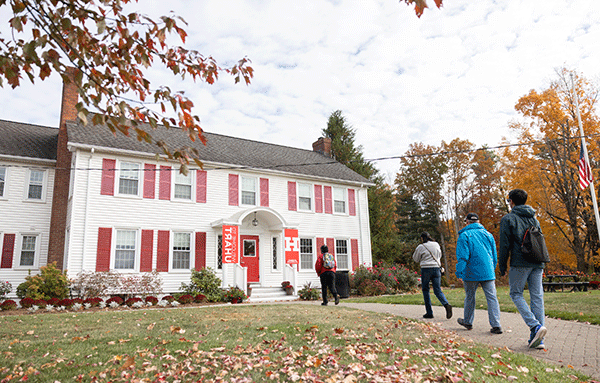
[
  {"x1": 58, "y1": 298, "x2": 74, "y2": 308},
  {"x1": 106, "y1": 296, "x2": 124, "y2": 306},
  {"x1": 33, "y1": 299, "x2": 48, "y2": 308},
  {"x1": 161, "y1": 295, "x2": 174, "y2": 302},
  {"x1": 125, "y1": 297, "x2": 143, "y2": 307},
  {"x1": 20, "y1": 297, "x2": 36, "y2": 309},
  {"x1": 145, "y1": 296, "x2": 158, "y2": 306},
  {"x1": 84, "y1": 297, "x2": 103, "y2": 307},
  {"x1": 0, "y1": 300, "x2": 17, "y2": 311},
  {"x1": 47, "y1": 298, "x2": 61, "y2": 306},
  {"x1": 177, "y1": 294, "x2": 194, "y2": 304},
  {"x1": 194, "y1": 294, "x2": 206, "y2": 303}
]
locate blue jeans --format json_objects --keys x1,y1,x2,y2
[
  {"x1": 421, "y1": 267, "x2": 448, "y2": 315},
  {"x1": 509, "y1": 267, "x2": 545, "y2": 329},
  {"x1": 463, "y1": 280, "x2": 501, "y2": 328}
]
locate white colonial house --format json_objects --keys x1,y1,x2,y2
[{"x1": 0, "y1": 75, "x2": 373, "y2": 301}]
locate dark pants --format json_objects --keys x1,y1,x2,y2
[
  {"x1": 320, "y1": 271, "x2": 337, "y2": 304},
  {"x1": 421, "y1": 267, "x2": 449, "y2": 315}
]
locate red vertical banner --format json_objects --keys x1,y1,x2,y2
[
  {"x1": 222, "y1": 225, "x2": 239, "y2": 264},
  {"x1": 284, "y1": 229, "x2": 299, "y2": 265}
]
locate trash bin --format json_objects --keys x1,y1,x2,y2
[{"x1": 335, "y1": 270, "x2": 350, "y2": 298}]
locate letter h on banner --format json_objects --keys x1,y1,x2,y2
[{"x1": 284, "y1": 229, "x2": 299, "y2": 265}]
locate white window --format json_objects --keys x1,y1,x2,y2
[
  {"x1": 172, "y1": 232, "x2": 191, "y2": 269},
  {"x1": 241, "y1": 176, "x2": 256, "y2": 205},
  {"x1": 19, "y1": 235, "x2": 39, "y2": 267},
  {"x1": 298, "y1": 183, "x2": 312, "y2": 211},
  {"x1": 27, "y1": 169, "x2": 45, "y2": 200},
  {"x1": 118, "y1": 162, "x2": 140, "y2": 196},
  {"x1": 217, "y1": 235, "x2": 223, "y2": 270},
  {"x1": 333, "y1": 187, "x2": 346, "y2": 214},
  {"x1": 114, "y1": 230, "x2": 136, "y2": 269},
  {"x1": 336, "y1": 239, "x2": 349, "y2": 270},
  {"x1": 300, "y1": 238, "x2": 314, "y2": 270},
  {"x1": 0, "y1": 167, "x2": 6, "y2": 197},
  {"x1": 174, "y1": 171, "x2": 192, "y2": 200}
]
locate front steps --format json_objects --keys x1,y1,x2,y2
[{"x1": 246, "y1": 285, "x2": 298, "y2": 303}]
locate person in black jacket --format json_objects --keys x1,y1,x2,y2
[{"x1": 499, "y1": 189, "x2": 547, "y2": 349}]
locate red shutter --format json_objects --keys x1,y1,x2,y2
[
  {"x1": 260, "y1": 178, "x2": 269, "y2": 207},
  {"x1": 348, "y1": 189, "x2": 356, "y2": 216},
  {"x1": 351, "y1": 239, "x2": 359, "y2": 271},
  {"x1": 324, "y1": 186, "x2": 333, "y2": 214},
  {"x1": 229, "y1": 174, "x2": 239, "y2": 206},
  {"x1": 140, "y1": 230, "x2": 154, "y2": 272},
  {"x1": 195, "y1": 232, "x2": 207, "y2": 270},
  {"x1": 1, "y1": 234, "x2": 15, "y2": 269},
  {"x1": 288, "y1": 181, "x2": 297, "y2": 211},
  {"x1": 100, "y1": 158, "x2": 116, "y2": 196},
  {"x1": 326, "y1": 238, "x2": 335, "y2": 256},
  {"x1": 316, "y1": 237, "x2": 324, "y2": 254},
  {"x1": 314, "y1": 185, "x2": 323, "y2": 213},
  {"x1": 157, "y1": 230, "x2": 170, "y2": 272},
  {"x1": 159, "y1": 166, "x2": 171, "y2": 200},
  {"x1": 143, "y1": 164, "x2": 156, "y2": 199},
  {"x1": 96, "y1": 227, "x2": 112, "y2": 272},
  {"x1": 196, "y1": 170, "x2": 207, "y2": 203}
]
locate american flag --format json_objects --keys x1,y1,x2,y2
[{"x1": 579, "y1": 144, "x2": 594, "y2": 190}]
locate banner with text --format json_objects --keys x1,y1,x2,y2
[
  {"x1": 284, "y1": 229, "x2": 300, "y2": 265},
  {"x1": 222, "y1": 225, "x2": 239, "y2": 264}
]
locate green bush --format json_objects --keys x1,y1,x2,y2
[
  {"x1": 16, "y1": 263, "x2": 69, "y2": 300},
  {"x1": 298, "y1": 282, "x2": 320, "y2": 300},
  {"x1": 350, "y1": 263, "x2": 418, "y2": 295},
  {"x1": 358, "y1": 279, "x2": 387, "y2": 296},
  {"x1": 180, "y1": 267, "x2": 223, "y2": 302}
]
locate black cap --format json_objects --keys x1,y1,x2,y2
[{"x1": 466, "y1": 213, "x2": 479, "y2": 221}]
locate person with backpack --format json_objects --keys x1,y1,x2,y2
[
  {"x1": 315, "y1": 245, "x2": 339, "y2": 306},
  {"x1": 455, "y1": 213, "x2": 502, "y2": 334},
  {"x1": 499, "y1": 189, "x2": 547, "y2": 349},
  {"x1": 412, "y1": 232, "x2": 452, "y2": 319}
]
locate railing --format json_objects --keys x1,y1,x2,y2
[{"x1": 233, "y1": 264, "x2": 248, "y2": 295}]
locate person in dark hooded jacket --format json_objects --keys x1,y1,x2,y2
[{"x1": 499, "y1": 189, "x2": 547, "y2": 349}]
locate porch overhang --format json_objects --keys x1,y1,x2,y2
[{"x1": 210, "y1": 207, "x2": 298, "y2": 230}]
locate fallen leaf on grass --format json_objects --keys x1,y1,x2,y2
[
  {"x1": 170, "y1": 326, "x2": 185, "y2": 334},
  {"x1": 121, "y1": 356, "x2": 135, "y2": 370},
  {"x1": 147, "y1": 323, "x2": 155, "y2": 331}
]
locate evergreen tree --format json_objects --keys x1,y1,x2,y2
[{"x1": 322, "y1": 110, "x2": 399, "y2": 265}]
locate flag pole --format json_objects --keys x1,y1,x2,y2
[{"x1": 571, "y1": 73, "x2": 600, "y2": 241}]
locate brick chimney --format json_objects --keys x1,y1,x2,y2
[
  {"x1": 48, "y1": 67, "x2": 79, "y2": 270},
  {"x1": 312, "y1": 137, "x2": 332, "y2": 158}
]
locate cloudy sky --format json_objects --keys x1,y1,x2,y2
[{"x1": 2, "y1": 0, "x2": 600, "y2": 181}]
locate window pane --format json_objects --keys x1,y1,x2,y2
[
  {"x1": 299, "y1": 197, "x2": 311, "y2": 210},
  {"x1": 115, "y1": 230, "x2": 136, "y2": 269},
  {"x1": 174, "y1": 172, "x2": 192, "y2": 199},
  {"x1": 241, "y1": 191, "x2": 255, "y2": 205},
  {"x1": 20, "y1": 236, "x2": 36, "y2": 266},
  {"x1": 28, "y1": 170, "x2": 44, "y2": 199},
  {"x1": 336, "y1": 239, "x2": 348, "y2": 269},
  {"x1": 241, "y1": 177, "x2": 256, "y2": 192},
  {"x1": 272, "y1": 237, "x2": 278, "y2": 270},
  {"x1": 241, "y1": 177, "x2": 256, "y2": 205},
  {"x1": 300, "y1": 238, "x2": 313, "y2": 270},
  {"x1": 217, "y1": 235, "x2": 223, "y2": 270},
  {"x1": 173, "y1": 233, "x2": 191, "y2": 269},
  {"x1": 0, "y1": 168, "x2": 5, "y2": 197},
  {"x1": 119, "y1": 163, "x2": 139, "y2": 195},
  {"x1": 298, "y1": 183, "x2": 311, "y2": 197},
  {"x1": 334, "y1": 200, "x2": 345, "y2": 213},
  {"x1": 333, "y1": 187, "x2": 346, "y2": 213}
]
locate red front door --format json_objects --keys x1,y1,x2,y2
[{"x1": 240, "y1": 235, "x2": 260, "y2": 283}]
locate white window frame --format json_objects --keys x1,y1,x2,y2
[
  {"x1": 0, "y1": 166, "x2": 6, "y2": 198},
  {"x1": 299, "y1": 237, "x2": 314, "y2": 271},
  {"x1": 25, "y1": 169, "x2": 46, "y2": 202},
  {"x1": 117, "y1": 161, "x2": 141, "y2": 197},
  {"x1": 297, "y1": 183, "x2": 313, "y2": 212},
  {"x1": 335, "y1": 238, "x2": 349, "y2": 270},
  {"x1": 240, "y1": 176, "x2": 257, "y2": 206},
  {"x1": 112, "y1": 229, "x2": 139, "y2": 272},
  {"x1": 173, "y1": 170, "x2": 194, "y2": 201},
  {"x1": 171, "y1": 231, "x2": 193, "y2": 271},
  {"x1": 333, "y1": 187, "x2": 347, "y2": 214},
  {"x1": 217, "y1": 234, "x2": 223, "y2": 270},
  {"x1": 17, "y1": 233, "x2": 41, "y2": 269}
]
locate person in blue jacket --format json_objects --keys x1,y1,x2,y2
[{"x1": 455, "y1": 213, "x2": 502, "y2": 334}]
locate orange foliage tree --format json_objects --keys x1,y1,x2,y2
[{"x1": 503, "y1": 68, "x2": 600, "y2": 272}]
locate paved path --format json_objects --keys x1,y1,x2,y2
[{"x1": 329, "y1": 302, "x2": 600, "y2": 381}]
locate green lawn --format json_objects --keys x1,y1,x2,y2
[
  {"x1": 0, "y1": 304, "x2": 589, "y2": 382},
  {"x1": 349, "y1": 286, "x2": 600, "y2": 325}
]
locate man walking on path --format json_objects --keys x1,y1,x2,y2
[
  {"x1": 315, "y1": 245, "x2": 339, "y2": 306},
  {"x1": 499, "y1": 189, "x2": 547, "y2": 349},
  {"x1": 455, "y1": 213, "x2": 503, "y2": 334}
]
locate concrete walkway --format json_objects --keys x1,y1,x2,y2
[{"x1": 330, "y1": 302, "x2": 600, "y2": 381}]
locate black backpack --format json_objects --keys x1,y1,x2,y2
[{"x1": 521, "y1": 226, "x2": 550, "y2": 263}]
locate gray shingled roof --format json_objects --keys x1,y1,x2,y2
[
  {"x1": 0, "y1": 120, "x2": 58, "y2": 160},
  {"x1": 67, "y1": 121, "x2": 372, "y2": 184}
]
